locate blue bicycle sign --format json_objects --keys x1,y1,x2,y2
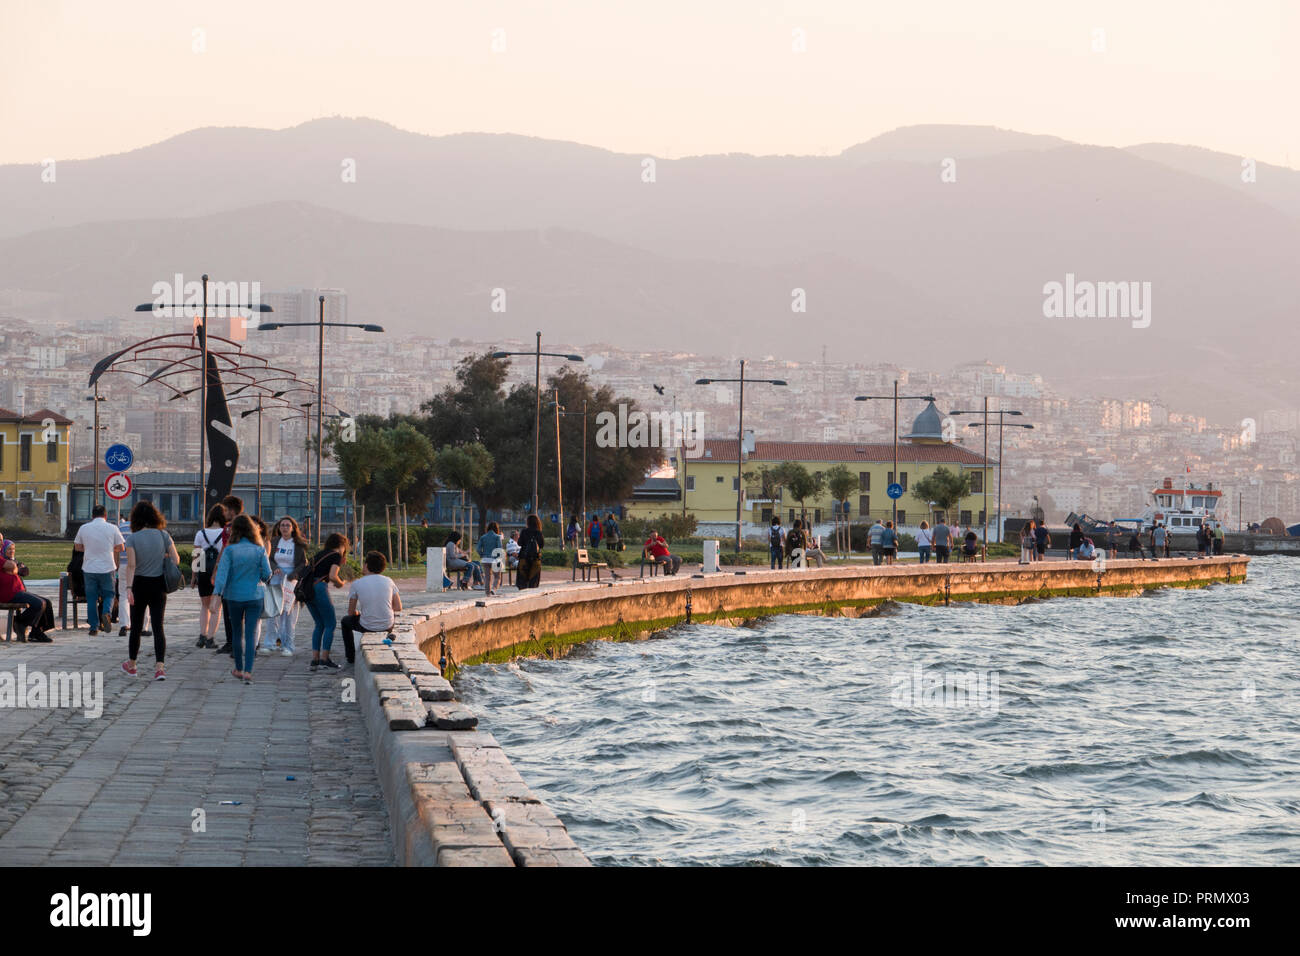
[
  {"x1": 887, "y1": 483, "x2": 904, "y2": 500},
  {"x1": 105, "y1": 443, "x2": 133, "y2": 471}
]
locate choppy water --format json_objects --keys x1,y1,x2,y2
[{"x1": 454, "y1": 557, "x2": 1300, "y2": 865}]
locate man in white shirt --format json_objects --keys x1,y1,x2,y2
[
  {"x1": 74, "y1": 504, "x2": 125, "y2": 635},
  {"x1": 340, "y1": 550, "x2": 403, "y2": 665}
]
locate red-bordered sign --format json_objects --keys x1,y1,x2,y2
[{"x1": 104, "y1": 471, "x2": 133, "y2": 501}]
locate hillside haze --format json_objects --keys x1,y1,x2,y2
[{"x1": 2, "y1": 119, "x2": 1297, "y2": 415}]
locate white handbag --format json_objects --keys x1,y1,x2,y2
[{"x1": 261, "y1": 580, "x2": 284, "y2": 619}]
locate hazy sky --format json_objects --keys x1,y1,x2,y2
[{"x1": 2, "y1": 0, "x2": 1295, "y2": 167}]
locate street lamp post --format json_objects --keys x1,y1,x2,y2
[
  {"x1": 256, "y1": 304, "x2": 383, "y2": 545},
  {"x1": 854, "y1": 383, "x2": 936, "y2": 528},
  {"x1": 695, "y1": 361, "x2": 787, "y2": 554},
  {"x1": 491, "y1": 335, "x2": 584, "y2": 516},
  {"x1": 85, "y1": 385, "x2": 106, "y2": 508},
  {"x1": 956, "y1": 408, "x2": 1032, "y2": 543}
]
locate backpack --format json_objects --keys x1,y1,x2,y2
[
  {"x1": 520, "y1": 531, "x2": 540, "y2": 564},
  {"x1": 769, "y1": 525, "x2": 782, "y2": 548},
  {"x1": 786, "y1": 528, "x2": 804, "y2": 553},
  {"x1": 590, "y1": 521, "x2": 602, "y2": 542},
  {"x1": 196, "y1": 528, "x2": 221, "y2": 575}
]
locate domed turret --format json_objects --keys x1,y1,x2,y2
[{"x1": 905, "y1": 400, "x2": 946, "y2": 443}]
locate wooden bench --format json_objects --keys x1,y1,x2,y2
[
  {"x1": 59, "y1": 572, "x2": 88, "y2": 629},
  {"x1": 572, "y1": 548, "x2": 608, "y2": 582},
  {"x1": 2, "y1": 603, "x2": 24, "y2": 642},
  {"x1": 959, "y1": 543, "x2": 986, "y2": 563}
]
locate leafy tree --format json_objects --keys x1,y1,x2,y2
[
  {"x1": 436, "y1": 442, "x2": 495, "y2": 530},
  {"x1": 911, "y1": 467, "x2": 971, "y2": 524},
  {"x1": 743, "y1": 464, "x2": 785, "y2": 500},
  {"x1": 774, "y1": 462, "x2": 825, "y2": 523},
  {"x1": 825, "y1": 464, "x2": 857, "y2": 508},
  {"x1": 379, "y1": 422, "x2": 435, "y2": 516}
]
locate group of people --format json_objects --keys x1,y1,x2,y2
[
  {"x1": 0, "y1": 532, "x2": 54, "y2": 642},
  {"x1": 564, "y1": 513, "x2": 623, "y2": 551},
  {"x1": 34, "y1": 494, "x2": 403, "y2": 684},
  {"x1": 445, "y1": 514, "x2": 550, "y2": 592},
  {"x1": 766, "y1": 518, "x2": 829, "y2": 568}
]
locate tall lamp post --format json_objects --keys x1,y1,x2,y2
[
  {"x1": 947, "y1": 399, "x2": 995, "y2": 548},
  {"x1": 491, "y1": 334, "x2": 584, "y2": 515},
  {"x1": 555, "y1": 398, "x2": 591, "y2": 532},
  {"x1": 954, "y1": 409, "x2": 1031, "y2": 543},
  {"x1": 135, "y1": 275, "x2": 272, "y2": 515},
  {"x1": 85, "y1": 386, "x2": 106, "y2": 508},
  {"x1": 695, "y1": 361, "x2": 787, "y2": 554},
  {"x1": 854, "y1": 382, "x2": 935, "y2": 528},
  {"x1": 256, "y1": 298, "x2": 383, "y2": 545},
  {"x1": 234, "y1": 390, "x2": 290, "y2": 516}
]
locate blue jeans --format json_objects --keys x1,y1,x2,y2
[
  {"x1": 306, "y1": 580, "x2": 336, "y2": 652},
  {"x1": 918, "y1": 546, "x2": 931, "y2": 564},
  {"x1": 769, "y1": 546, "x2": 783, "y2": 569},
  {"x1": 83, "y1": 571, "x2": 114, "y2": 626},
  {"x1": 227, "y1": 598, "x2": 262, "y2": 673}
]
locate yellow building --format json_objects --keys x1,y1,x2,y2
[
  {"x1": 627, "y1": 402, "x2": 995, "y2": 536},
  {"x1": 0, "y1": 406, "x2": 73, "y2": 535}
]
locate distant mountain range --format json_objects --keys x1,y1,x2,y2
[{"x1": 2, "y1": 119, "x2": 1297, "y2": 415}]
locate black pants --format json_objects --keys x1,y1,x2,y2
[
  {"x1": 935, "y1": 545, "x2": 950, "y2": 563},
  {"x1": 338, "y1": 614, "x2": 385, "y2": 664},
  {"x1": 129, "y1": 574, "x2": 167, "y2": 662},
  {"x1": 12, "y1": 591, "x2": 52, "y2": 633},
  {"x1": 223, "y1": 595, "x2": 234, "y2": 643}
]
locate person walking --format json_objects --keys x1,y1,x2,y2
[
  {"x1": 74, "y1": 504, "x2": 125, "y2": 636},
  {"x1": 477, "y1": 521, "x2": 505, "y2": 597},
  {"x1": 516, "y1": 514, "x2": 546, "y2": 589},
  {"x1": 565, "y1": 515, "x2": 580, "y2": 550},
  {"x1": 1195, "y1": 522, "x2": 1209, "y2": 558},
  {"x1": 1106, "y1": 521, "x2": 1120, "y2": 560},
  {"x1": 881, "y1": 520, "x2": 898, "y2": 566},
  {"x1": 212, "y1": 514, "x2": 271, "y2": 683},
  {"x1": 1149, "y1": 522, "x2": 1166, "y2": 561},
  {"x1": 302, "y1": 532, "x2": 349, "y2": 670},
  {"x1": 215, "y1": 495, "x2": 245, "y2": 656},
  {"x1": 192, "y1": 505, "x2": 227, "y2": 648},
  {"x1": 768, "y1": 517, "x2": 786, "y2": 569},
  {"x1": 603, "y1": 513, "x2": 622, "y2": 552},
  {"x1": 1034, "y1": 521, "x2": 1050, "y2": 561},
  {"x1": 587, "y1": 514, "x2": 602, "y2": 549},
  {"x1": 1068, "y1": 523, "x2": 1084, "y2": 560},
  {"x1": 120, "y1": 501, "x2": 180, "y2": 681},
  {"x1": 932, "y1": 518, "x2": 952, "y2": 564},
  {"x1": 267, "y1": 516, "x2": 307, "y2": 657},
  {"x1": 1019, "y1": 521, "x2": 1033, "y2": 564},
  {"x1": 869, "y1": 519, "x2": 885, "y2": 566},
  {"x1": 339, "y1": 550, "x2": 402, "y2": 663},
  {"x1": 917, "y1": 520, "x2": 933, "y2": 564},
  {"x1": 1214, "y1": 522, "x2": 1225, "y2": 556}
]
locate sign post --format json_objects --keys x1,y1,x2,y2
[{"x1": 105, "y1": 471, "x2": 132, "y2": 525}]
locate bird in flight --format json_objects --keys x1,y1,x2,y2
[{"x1": 653, "y1": 384, "x2": 665, "y2": 396}]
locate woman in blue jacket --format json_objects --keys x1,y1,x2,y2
[{"x1": 213, "y1": 514, "x2": 272, "y2": 683}]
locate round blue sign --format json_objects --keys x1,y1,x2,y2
[
  {"x1": 105, "y1": 443, "x2": 133, "y2": 471},
  {"x1": 887, "y1": 482, "x2": 904, "y2": 500}
]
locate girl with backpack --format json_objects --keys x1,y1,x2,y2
[
  {"x1": 192, "y1": 505, "x2": 227, "y2": 649},
  {"x1": 588, "y1": 514, "x2": 602, "y2": 548}
]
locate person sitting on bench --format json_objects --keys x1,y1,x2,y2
[
  {"x1": 643, "y1": 531, "x2": 682, "y2": 576},
  {"x1": 1, "y1": 554, "x2": 53, "y2": 642},
  {"x1": 962, "y1": 528, "x2": 980, "y2": 561},
  {"x1": 339, "y1": 550, "x2": 402, "y2": 665}
]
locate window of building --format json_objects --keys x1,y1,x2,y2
[
  {"x1": 0, "y1": 440, "x2": 5, "y2": 471},
  {"x1": 814, "y1": 508, "x2": 821, "y2": 524},
  {"x1": 159, "y1": 492, "x2": 173, "y2": 518},
  {"x1": 685, "y1": 476, "x2": 695, "y2": 491},
  {"x1": 45, "y1": 491, "x2": 59, "y2": 515},
  {"x1": 789, "y1": 509, "x2": 796, "y2": 524},
  {"x1": 897, "y1": 510, "x2": 906, "y2": 526},
  {"x1": 732, "y1": 477, "x2": 740, "y2": 491},
  {"x1": 72, "y1": 487, "x2": 91, "y2": 520},
  {"x1": 858, "y1": 471, "x2": 870, "y2": 491},
  {"x1": 46, "y1": 436, "x2": 58, "y2": 463},
  {"x1": 19, "y1": 491, "x2": 33, "y2": 516},
  {"x1": 716, "y1": 475, "x2": 724, "y2": 483},
  {"x1": 179, "y1": 494, "x2": 193, "y2": 521},
  {"x1": 960, "y1": 510, "x2": 972, "y2": 526},
  {"x1": 970, "y1": 471, "x2": 983, "y2": 493},
  {"x1": 859, "y1": 494, "x2": 870, "y2": 516},
  {"x1": 20, "y1": 434, "x2": 32, "y2": 471},
  {"x1": 0, "y1": 492, "x2": 5, "y2": 516},
  {"x1": 978, "y1": 511, "x2": 985, "y2": 525}
]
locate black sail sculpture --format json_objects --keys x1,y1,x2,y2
[{"x1": 199, "y1": 324, "x2": 239, "y2": 508}]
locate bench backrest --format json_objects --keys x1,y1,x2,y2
[{"x1": 575, "y1": 548, "x2": 589, "y2": 564}]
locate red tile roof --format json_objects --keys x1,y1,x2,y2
[
  {"x1": 692, "y1": 439, "x2": 993, "y2": 465},
  {"x1": 0, "y1": 407, "x2": 74, "y2": 425}
]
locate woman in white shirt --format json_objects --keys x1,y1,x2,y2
[
  {"x1": 916, "y1": 521, "x2": 934, "y2": 564},
  {"x1": 267, "y1": 516, "x2": 307, "y2": 657},
  {"x1": 192, "y1": 505, "x2": 227, "y2": 648}
]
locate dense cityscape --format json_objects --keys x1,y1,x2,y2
[{"x1": 2, "y1": 304, "x2": 1294, "y2": 530}]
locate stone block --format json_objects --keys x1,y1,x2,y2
[
  {"x1": 362, "y1": 646, "x2": 401, "y2": 673},
  {"x1": 425, "y1": 703, "x2": 478, "y2": 731},
  {"x1": 412, "y1": 674, "x2": 455, "y2": 701},
  {"x1": 498, "y1": 824, "x2": 582, "y2": 855},
  {"x1": 513, "y1": 847, "x2": 592, "y2": 867},
  {"x1": 404, "y1": 761, "x2": 465, "y2": 786},
  {"x1": 382, "y1": 698, "x2": 426, "y2": 731},
  {"x1": 437, "y1": 845, "x2": 515, "y2": 867}
]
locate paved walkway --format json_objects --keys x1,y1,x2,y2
[{"x1": 0, "y1": 586, "x2": 396, "y2": 866}]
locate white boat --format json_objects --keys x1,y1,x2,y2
[{"x1": 1138, "y1": 477, "x2": 1223, "y2": 534}]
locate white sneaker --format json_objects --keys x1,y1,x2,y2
[
  {"x1": 280, "y1": 649, "x2": 293, "y2": 657},
  {"x1": 258, "y1": 646, "x2": 272, "y2": 655}
]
